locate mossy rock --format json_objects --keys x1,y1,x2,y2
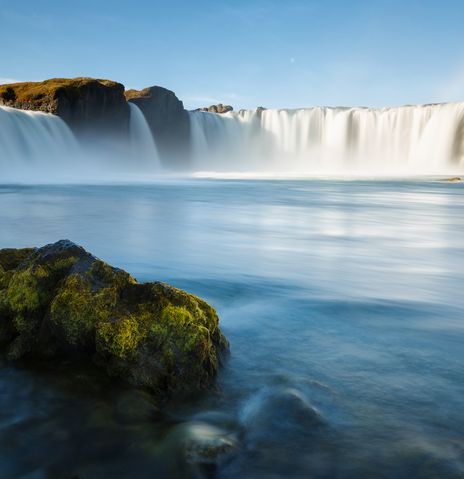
[{"x1": 0, "y1": 240, "x2": 228, "y2": 397}]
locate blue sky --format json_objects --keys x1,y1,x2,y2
[{"x1": 1, "y1": 0, "x2": 463, "y2": 109}]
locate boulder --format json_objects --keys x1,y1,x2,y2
[
  {"x1": 126, "y1": 86, "x2": 191, "y2": 167},
  {"x1": 0, "y1": 78, "x2": 129, "y2": 138},
  {"x1": 0, "y1": 240, "x2": 228, "y2": 397},
  {"x1": 198, "y1": 104, "x2": 233, "y2": 114}
]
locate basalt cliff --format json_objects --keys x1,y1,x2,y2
[{"x1": 0, "y1": 78, "x2": 207, "y2": 167}]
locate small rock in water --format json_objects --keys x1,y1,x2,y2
[
  {"x1": 191, "y1": 410, "x2": 240, "y2": 431},
  {"x1": 240, "y1": 386, "x2": 325, "y2": 442},
  {"x1": 444, "y1": 177, "x2": 462, "y2": 182},
  {"x1": 168, "y1": 421, "x2": 238, "y2": 464}
]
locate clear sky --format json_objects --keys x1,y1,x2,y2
[{"x1": 1, "y1": 0, "x2": 464, "y2": 110}]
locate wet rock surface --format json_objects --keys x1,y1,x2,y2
[{"x1": 0, "y1": 240, "x2": 228, "y2": 398}]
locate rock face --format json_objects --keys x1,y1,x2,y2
[
  {"x1": 126, "y1": 86, "x2": 191, "y2": 167},
  {"x1": 0, "y1": 240, "x2": 228, "y2": 397},
  {"x1": 0, "y1": 78, "x2": 129, "y2": 138},
  {"x1": 198, "y1": 104, "x2": 233, "y2": 114}
]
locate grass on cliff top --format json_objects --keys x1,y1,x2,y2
[
  {"x1": 125, "y1": 88, "x2": 151, "y2": 100},
  {"x1": 0, "y1": 78, "x2": 122, "y2": 102}
]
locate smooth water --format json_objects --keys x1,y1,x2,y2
[{"x1": 1, "y1": 180, "x2": 463, "y2": 479}]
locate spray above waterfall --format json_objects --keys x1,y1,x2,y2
[{"x1": 189, "y1": 102, "x2": 464, "y2": 176}]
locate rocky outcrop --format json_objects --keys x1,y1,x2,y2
[
  {"x1": 126, "y1": 86, "x2": 191, "y2": 167},
  {"x1": 198, "y1": 104, "x2": 233, "y2": 114},
  {"x1": 0, "y1": 78, "x2": 129, "y2": 138},
  {"x1": 0, "y1": 240, "x2": 228, "y2": 397}
]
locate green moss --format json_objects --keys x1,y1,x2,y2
[
  {"x1": 0, "y1": 267, "x2": 11, "y2": 291},
  {"x1": 6, "y1": 267, "x2": 47, "y2": 333},
  {"x1": 50, "y1": 275, "x2": 99, "y2": 346},
  {"x1": 96, "y1": 315, "x2": 145, "y2": 360},
  {"x1": 144, "y1": 301, "x2": 221, "y2": 390},
  {"x1": 93, "y1": 287, "x2": 225, "y2": 392},
  {"x1": 49, "y1": 262, "x2": 133, "y2": 348},
  {"x1": 159, "y1": 305, "x2": 212, "y2": 357},
  {"x1": 3, "y1": 255, "x2": 78, "y2": 338},
  {"x1": 150, "y1": 284, "x2": 228, "y2": 356},
  {"x1": 0, "y1": 247, "x2": 35, "y2": 271},
  {"x1": 90, "y1": 259, "x2": 136, "y2": 289}
]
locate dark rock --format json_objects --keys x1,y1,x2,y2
[
  {"x1": 0, "y1": 86, "x2": 16, "y2": 102},
  {"x1": 0, "y1": 240, "x2": 228, "y2": 398},
  {"x1": 198, "y1": 104, "x2": 233, "y2": 114},
  {"x1": 126, "y1": 86, "x2": 191, "y2": 168},
  {"x1": 0, "y1": 78, "x2": 130, "y2": 139}
]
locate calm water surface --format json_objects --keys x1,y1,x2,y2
[{"x1": 0, "y1": 180, "x2": 463, "y2": 478}]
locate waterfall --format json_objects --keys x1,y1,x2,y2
[
  {"x1": 128, "y1": 103, "x2": 161, "y2": 170},
  {"x1": 189, "y1": 102, "x2": 464, "y2": 176},
  {"x1": 0, "y1": 105, "x2": 79, "y2": 181},
  {"x1": 1, "y1": 101, "x2": 463, "y2": 181},
  {"x1": 0, "y1": 104, "x2": 161, "y2": 182}
]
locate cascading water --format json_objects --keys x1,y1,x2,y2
[
  {"x1": 0, "y1": 104, "x2": 161, "y2": 182},
  {"x1": 0, "y1": 105, "x2": 79, "y2": 181},
  {"x1": 1, "y1": 101, "x2": 463, "y2": 180},
  {"x1": 189, "y1": 102, "x2": 464, "y2": 176},
  {"x1": 128, "y1": 103, "x2": 161, "y2": 170}
]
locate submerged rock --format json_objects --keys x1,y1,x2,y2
[
  {"x1": 183, "y1": 423, "x2": 238, "y2": 464},
  {"x1": 0, "y1": 240, "x2": 228, "y2": 398},
  {"x1": 240, "y1": 386, "x2": 325, "y2": 444},
  {"x1": 168, "y1": 420, "x2": 238, "y2": 465}
]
